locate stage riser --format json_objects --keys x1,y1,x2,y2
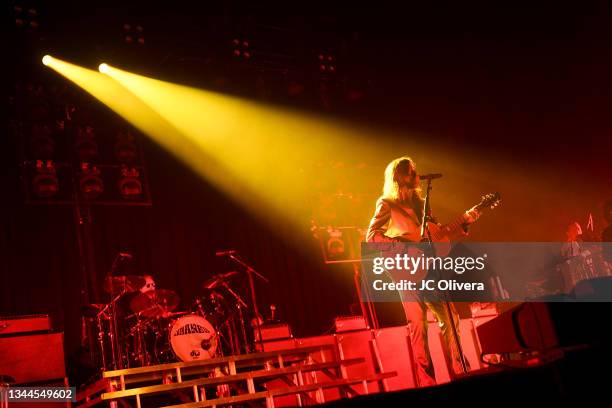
[{"x1": 74, "y1": 319, "x2": 496, "y2": 406}]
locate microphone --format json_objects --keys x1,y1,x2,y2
[
  {"x1": 215, "y1": 250, "x2": 237, "y2": 257},
  {"x1": 118, "y1": 252, "x2": 133, "y2": 259},
  {"x1": 418, "y1": 173, "x2": 443, "y2": 180},
  {"x1": 270, "y1": 305, "x2": 276, "y2": 321}
]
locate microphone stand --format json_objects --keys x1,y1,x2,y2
[
  {"x1": 419, "y1": 177, "x2": 469, "y2": 376},
  {"x1": 219, "y1": 281, "x2": 250, "y2": 353},
  {"x1": 227, "y1": 252, "x2": 269, "y2": 353}
]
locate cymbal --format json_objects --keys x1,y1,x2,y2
[
  {"x1": 104, "y1": 275, "x2": 146, "y2": 294},
  {"x1": 130, "y1": 289, "x2": 180, "y2": 318},
  {"x1": 203, "y1": 271, "x2": 239, "y2": 289},
  {"x1": 81, "y1": 303, "x2": 107, "y2": 318}
]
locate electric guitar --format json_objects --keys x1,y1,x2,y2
[
  {"x1": 383, "y1": 192, "x2": 501, "y2": 284},
  {"x1": 417, "y1": 191, "x2": 501, "y2": 255}
]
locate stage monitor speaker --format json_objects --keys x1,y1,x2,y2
[
  {"x1": 0, "y1": 331, "x2": 66, "y2": 384},
  {"x1": 474, "y1": 301, "x2": 612, "y2": 356},
  {"x1": 254, "y1": 323, "x2": 292, "y2": 342},
  {"x1": 373, "y1": 326, "x2": 416, "y2": 391},
  {"x1": 477, "y1": 303, "x2": 558, "y2": 355}
]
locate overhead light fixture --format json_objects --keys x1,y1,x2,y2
[
  {"x1": 32, "y1": 160, "x2": 59, "y2": 198},
  {"x1": 74, "y1": 125, "x2": 98, "y2": 161},
  {"x1": 118, "y1": 166, "x2": 143, "y2": 199},
  {"x1": 326, "y1": 228, "x2": 345, "y2": 259},
  {"x1": 78, "y1": 163, "x2": 104, "y2": 199},
  {"x1": 317, "y1": 53, "x2": 336, "y2": 74},
  {"x1": 29, "y1": 123, "x2": 55, "y2": 158},
  {"x1": 122, "y1": 22, "x2": 144, "y2": 45},
  {"x1": 232, "y1": 38, "x2": 252, "y2": 60},
  {"x1": 114, "y1": 130, "x2": 138, "y2": 163}
]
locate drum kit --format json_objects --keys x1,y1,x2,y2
[{"x1": 85, "y1": 252, "x2": 268, "y2": 371}]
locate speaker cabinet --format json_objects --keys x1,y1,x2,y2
[
  {"x1": 0, "y1": 331, "x2": 66, "y2": 384},
  {"x1": 0, "y1": 314, "x2": 51, "y2": 335},
  {"x1": 373, "y1": 326, "x2": 416, "y2": 391}
]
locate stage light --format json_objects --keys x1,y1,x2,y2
[
  {"x1": 122, "y1": 23, "x2": 145, "y2": 45},
  {"x1": 32, "y1": 160, "x2": 59, "y2": 198},
  {"x1": 118, "y1": 166, "x2": 143, "y2": 199},
  {"x1": 231, "y1": 38, "x2": 251, "y2": 60},
  {"x1": 14, "y1": 4, "x2": 38, "y2": 29},
  {"x1": 42, "y1": 55, "x2": 52, "y2": 66},
  {"x1": 74, "y1": 125, "x2": 98, "y2": 161},
  {"x1": 29, "y1": 123, "x2": 55, "y2": 158},
  {"x1": 114, "y1": 130, "x2": 138, "y2": 163},
  {"x1": 99, "y1": 63, "x2": 109, "y2": 74},
  {"x1": 78, "y1": 163, "x2": 104, "y2": 199},
  {"x1": 326, "y1": 228, "x2": 345, "y2": 258},
  {"x1": 316, "y1": 53, "x2": 337, "y2": 74}
]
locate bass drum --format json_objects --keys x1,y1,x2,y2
[{"x1": 169, "y1": 314, "x2": 218, "y2": 361}]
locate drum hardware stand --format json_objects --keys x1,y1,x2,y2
[
  {"x1": 226, "y1": 252, "x2": 269, "y2": 353},
  {"x1": 226, "y1": 315, "x2": 241, "y2": 355},
  {"x1": 219, "y1": 281, "x2": 250, "y2": 353},
  {"x1": 95, "y1": 313, "x2": 108, "y2": 372},
  {"x1": 419, "y1": 176, "x2": 469, "y2": 376},
  {"x1": 130, "y1": 314, "x2": 150, "y2": 367},
  {"x1": 100, "y1": 252, "x2": 134, "y2": 371},
  {"x1": 95, "y1": 288, "x2": 127, "y2": 371}
]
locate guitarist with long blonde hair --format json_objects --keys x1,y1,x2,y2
[{"x1": 366, "y1": 156, "x2": 482, "y2": 386}]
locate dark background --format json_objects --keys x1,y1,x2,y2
[{"x1": 3, "y1": 1, "x2": 612, "y2": 381}]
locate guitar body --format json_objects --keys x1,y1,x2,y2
[{"x1": 422, "y1": 222, "x2": 451, "y2": 257}]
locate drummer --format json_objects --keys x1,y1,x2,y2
[
  {"x1": 139, "y1": 275, "x2": 157, "y2": 293},
  {"x1": 117, "y1": 274, "x2": 157, "y2": 320}
]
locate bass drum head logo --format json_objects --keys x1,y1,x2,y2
[{"x1": 169, "y1": 314, "x2": 217, "y2": 361}]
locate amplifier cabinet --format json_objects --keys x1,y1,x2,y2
[
  {"x1": 0, "y1": 331, "x2": 66, "y2": 384},
  {"x1": 0, "y1": 314, "x2": 51, "y2": 335}
]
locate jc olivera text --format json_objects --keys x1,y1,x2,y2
[{"x1": 372, "y1": 279, "x2": 485, "y2": 292}]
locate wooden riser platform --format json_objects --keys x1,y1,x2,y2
[{"x1": 75, "y1": 344, "x2": 396, "y2": 407}]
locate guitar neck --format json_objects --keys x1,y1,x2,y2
[
  {"x1": 431, "y1": 214, "x2": 467, "y2": 241},
  {"x1": 428, "y1": 193, "x2": 500, "y2": 242}
]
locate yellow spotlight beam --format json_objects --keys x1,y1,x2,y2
[
  {"x1": 42, "y1": 56, "x2": 266, "y2": 215},
  {"x1": 100, "y1": 64, "x2": 471, "y2": 231}
]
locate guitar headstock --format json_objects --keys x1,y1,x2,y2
[{"x1": 475, "y1": 192, "x2": 501, "y2": 211}]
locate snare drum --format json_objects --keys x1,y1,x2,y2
[{"x1": 169, "y1": 314, "x2": 218, "y2": 361}]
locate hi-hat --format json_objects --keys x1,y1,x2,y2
[{"x1": 203, "y1": 271, "x2": 239, "y2": 289}]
